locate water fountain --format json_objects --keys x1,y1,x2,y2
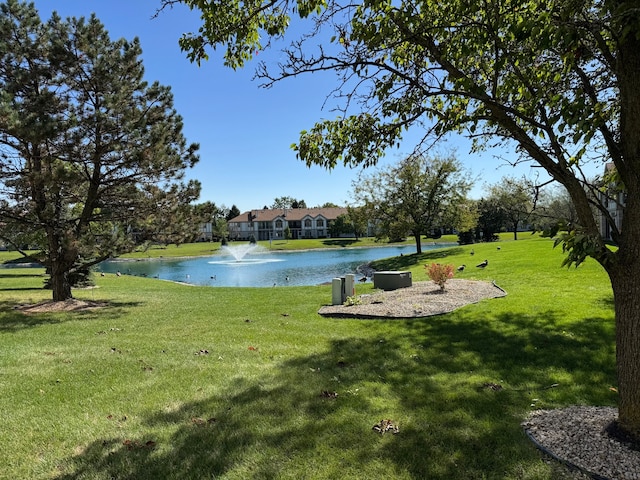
[
  {"x1": 222, "y1": 243, "x2": 259, "y2": 262},
  {"x1": 208, "y1": 243, "x2": 280, "y2": 266}
]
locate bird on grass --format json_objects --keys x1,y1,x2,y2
[
  {"x1": 476, "y1": 260, "x2": 488, "y2": 268},
  {"x1": 359, "y1": 276, "x2": 368, "y2": 283},
  {"x1": 457, "y1": 265, "x2": 466, "y2": 272},
  {"x1": 470, "y1": 249, "x2": 475, "y2": 256}
]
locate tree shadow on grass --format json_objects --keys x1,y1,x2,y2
[
  {"x1": 0, "y1": 300, "x2": 144, "y2": 332},
  {"x1": 0, "y1": 286, "x2": 47, "y2": 292},
  {"x1": 0, "y1": 272, "x2": 45, "y2": 279},
  {"x1": 321, "y1": 238, "x2": 361, "y2": 247},
  {"x1": 55, "y1": 308, "x2": 615, "y2": 479},
  {"x1": 371, "y1": 247, "x2": 464, "y2": 271}
]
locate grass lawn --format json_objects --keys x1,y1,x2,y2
[
  {"x1": 0, "y1": 236, "x2": 454, "y2": 263},
  {"x1": 0, "y1": 235, "x2": 615, "y2": 479},
  {"x1": 115, "y1": 236, "x2": 430, "y2": 259}
]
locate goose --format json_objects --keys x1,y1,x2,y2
[{"x1": 476, "y1": 259, "x2": 488, "y2": 268}]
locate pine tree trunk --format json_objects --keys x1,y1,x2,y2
[
  {"x1": 51, "y1": 262, "x2": 73, "y2": 301},
  {"x1": 47, "y1": 231, "x2": 74, "y2": 302}
]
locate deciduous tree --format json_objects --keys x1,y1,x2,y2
[
  {"x1": 531, "y1": 186, "x2": 580, "y2": 237},
  {"x1": 476, "y1": 197, "x2": 507, "y2": 242},
  {"x1": 353, "y1": 154, "x2": 472, "y2": 253},
  {"x1": 486, "y1": 177, "x2": 536, "y2": 240},
  {"x1": 346, "y1": 205, "x2": 369, "y2": 239},
  {"x1": 271, "y1": 196, "x2": 306, "y2": 209},
  {"x1": 328, "y1": 213, "x2": 352, "y2": 238}
]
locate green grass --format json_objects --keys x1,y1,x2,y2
[
  {"x1": 0, "y1": 235, "x2": 615, "y2": 479},
  {"x1": 117, "y1": 236, "x2": 437, "y2": 259}
]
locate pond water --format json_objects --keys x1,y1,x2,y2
[{"x1": 99, "y1": 243, "x2": 447, "y2": 287}]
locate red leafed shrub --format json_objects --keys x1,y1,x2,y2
[{"x1": 425, "y1": 263, "x2": 455, "y2": 291}]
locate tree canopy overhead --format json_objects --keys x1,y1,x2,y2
[
  {"x1": 162, "y1": 0, "x2": 640, "y2": 441},
  {"x1": 0, "y1": 0, "x2": 200, "y2": 300}
]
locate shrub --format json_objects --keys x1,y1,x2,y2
[
  {"x1": 425, "y1": 263, "x2": 455, "y2": 291},
  {"x1": 457, "y1": 230, "x2": 475, "y2": 245},
  {"x1": 343, "y1": 295, "x2": 362, "y2": 306}
]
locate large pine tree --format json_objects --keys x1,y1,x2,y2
[{"x1": 0, "y1": 0, "x2": 200, "y2": 300}]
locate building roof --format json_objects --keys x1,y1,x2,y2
[{"x1": 229, "y1": 207, "x2": 348, "y2": 223}]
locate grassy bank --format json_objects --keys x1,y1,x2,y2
[
  {"x1": 0, "y1": 235, "x2": 615, "y2": 479},
  {"x1": 117, "y1": 236, "x2": 432, "y2": 259},
  {"x1": 0, "y1": 235, "x2": 457, "y2": 263}
]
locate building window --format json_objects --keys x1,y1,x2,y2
[
  {"x1": 317, "y1": 219, "x2": 324, "y2": 227},
  {"x1": 275, "y1": 219, "x2": 283, "y2": 228},
  {"x1": 304, "y1": 219, "x2": 312, "y2": 227}
]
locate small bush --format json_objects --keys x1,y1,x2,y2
[
  {"x1": 425, "y1": 263, "x2": 455, "y2": 291},
  {"x1": 457, "y1": 230, "x2": 475, "y2": 245},
  {"x1": 343, "y1": 295, "x2": 362, "y2": 306}
]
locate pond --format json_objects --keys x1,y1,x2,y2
[{"x1": 99, "y1": 243, "x2": 447, "y2": 287}]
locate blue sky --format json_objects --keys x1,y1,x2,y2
[{"x1": 34, "y1": 0, "x2": 558, "y2": 212}]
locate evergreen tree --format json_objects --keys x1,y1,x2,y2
[{"x1": 0, "y1": 1, "x2": 199, "y2": 300}]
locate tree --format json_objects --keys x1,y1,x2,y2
[
  {"x1": 353, "y1": 154, "x2": 472, "y2": 253},
  {"x1": 486, "y1": 177, "x2": 536, "y2": 240},
  {"x1": 531, "y1": 186, "x2": 580, "y2": 237},
  {"x1": 0, "y1": 1, "x2": 199, "y2": 301},
  {"x1": 225, "y1": 205, "x2": 241, "y2": 221},
  {"x1": 135, "y1": 184, "x2": 201, "y2": 247},
  {"x1": 271, "y1": 196, "x2": 306, "y2": 209},
  {"x1": 194, "y1": 201, "x2": 223, "y2": 224},
  {"x1": 164, "y1": 0, "x2": 640, "y2": 440},
  {"x1": 212, "y1": 218, "x2": 229, "y2": 241},
  {"x1": 346, "y1": 205, "x2": 369, "y2": 239},
  {"x1": 453, "y1": 199, "x2": 479, "y2": 245},
  {"x1": 476, "y1": 197, "x2": 507, "y2": 242},
  {"x1": 328, "y1": 214, "x2": 352, "y2": 238},
  {"x1": 194, "y1": 201, "x2": 229, "y2": 241}
]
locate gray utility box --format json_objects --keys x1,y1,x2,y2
[
  {"x1": 373, "y1": 271, "x2": 412, "y2": 291},
  {"x1": 331, "y1": 274, "x2": 355, "y2": 305}
]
